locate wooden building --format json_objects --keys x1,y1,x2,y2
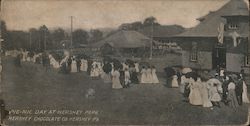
[{"x1": 156, "y1": 0, "x2": 249, "y2": 73}]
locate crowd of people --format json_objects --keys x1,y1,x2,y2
[
  {"x1": 6, "y1": 49, "x2": 250, "y2": 110},
  {"x1": 8, "y1": 49, "x2": 161, "y2": 89},
  {"x1": 172, "y1": 68, "x2": 250, "y2": 110}
]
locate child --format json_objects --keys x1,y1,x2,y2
[
  {"x1": 209, "y1": 83, "x2": 222, "y2": 108},
  {"x1": 171, "y1": 75, "x2": 179, "y2": 88}
]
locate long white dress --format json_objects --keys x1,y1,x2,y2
[
  {"x1": 151, "y1": 68, "x2": 159, "y2": 84},
  {"x1": 90, "y1": 62, "x2": 96, "y2": 77},
  {"x1": 112, "y1": 70, "x2": 123, "y2": 89},
  {"x1": 111, "y1": 63, "x2": 114, "y2": 74},
  {"x1": 124, "y1": 71, "x2": 130, "y2": 85},
  {"x1": 51, "y1": 58, "x2": 60, "y2": 69},
  {"x1": 21, "y1": 51, "x2": 26, "y2": 61},
  {"x1": 140, "y1": 68, "x2": 147, "y2": 84},
  {"x1": 146, "y1": 68, "x2": 153, "y2": 84},
  {"x1": 53, "y1": 61, "x2": 60, "y2": 69},
  {"x1": 135, "y1": 63, "x2": 140, "y2": 73},
  {"x1": 80, "y1": 59, "x2": 88, "y2": 72},
  {"x1": 32, "y1": 54, "x2": 38, "y2": 63},
  {"x1": 171, "y1": 75, "x2": 179, "y2": 87},
  {"x1": 180, "y1": 75, "x2": 187, "y2": 93},
  {"x1": 200, "y1": 82, "x2": 213, "y2": 107},
  {"x1": 71, "y1": 60, "x2": 77, "y2": 73},
  {"x1": 122, "y1": 63, "x2": 129, "y2": 71},
  {"x1": 49, "y1": 55, "x2": 59, "y2": 69},
  {"x1": 189, "y1": 80, "x2": 203, "y2": 105},
  {"x1": 97, "y1": 62, "x2": 103, "y2": 76},
  {"x1": 93, "y1": 67, "x2": 100, "y2": 77},
  {"x1": 27, "y1": 55, "x2": 31, "y2": 62},
  {"x1": 209, "y1": 86, "x2": 221, "y2": 102},
  {"x1": 242, "y1": 81, "x2": 250, "y2": 103}
]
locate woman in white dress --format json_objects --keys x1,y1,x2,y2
[
  {"x1": 199, "y1": 79, "x2": 213, "y2": 108},
  {"x1": 242, "y1": 81, "x2": 250, "y2": 103},
  {"x1": 71, "y1": 57, "x2": 77, "y2": 73},
  {"x1": 97, "y1": 62, "x2": 103, "y2": 77},
  {"x1": 32, "y1": 53, "x2": 38, "y2": 63},
  {"x1": 50, "y1": 56, "x2": 60, "y2": 69},
  {"x1": 140, "y1": 66, "x2": 147, "y2": 84},
  {"x1": 90, "y1": 62, "x2": 99, "y2": 78},
  {"x1": 134, "y1": 62, "x2": 140, "y2": 73},
  {"x1": 151, "y1": 66, "x2": 159, "y2": 84},
  {"x1": 122, "y1": 62, "x2": 129, "y2": 71},
  {"x1": 112, "y1": 69, "x2": 123, "y2": 89},
  {"x1": 146, "y1": 67, "x2": 153, "y2": 84},
  {"x1": 93, "y1": 64, "x2": 100, "y2": 77},
  {"x1": 180, "y1": 75, "x2": 187, "y2": 94},
  {"x1": 124, "y1": 68, "x2": 131, "y2": 86},
  {"x1": 27, "y1": 51, "x2": 31, "y2": 62},
  {"x1": 189, "y1": 77, "x2": 203, "y2": 106},
  {"x1": 80, "y1": 59, "x2": 88, "y2": 72},
  {"x1": 209, "y1": 83, "x2": 222, "y2": 107},
  {"x1": 227, "y1": 78, "x2": 239, "y2": 109},
  {"x1": 53, "y1": 60, "x2": 60, "y2": 69},
  {"x1": 21, "y1": 51, "x2": 25, "y2": 62},
  {"x1": 90, "y1": 63, "x2": 95, "y2": 78},
  {"x1": 111, "y1": 63, "x2": 114, "y2": 74},
  {"x1": 171, "y1": 75, "x2": 179, "y2": 87}
]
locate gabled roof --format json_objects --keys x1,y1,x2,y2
[
  {"x1": 176, "y1": 0, "x2": 249, "y2": 37},
  {"x1": 89, "y1": 30, "x2": 156, "y2": 48},
  {"x1": 138, "y1": 25, "x2": 186, "y2": 38},
  {"x1": 222, "y1": 0, "x2": 249, "y2": 16}
]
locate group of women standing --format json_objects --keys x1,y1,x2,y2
[
  {"x1": 59, "y1": 54, "x2": 89, "y2": 74},
  {"x1": 93, "y1": 58, "x2": 160, "y2": 89},
  {"x1": 140, "y1": 66, "x2": 159, "y2": 84},
  {"x1": 177, "y1": 70, "x2": 249, "y2": 109}
]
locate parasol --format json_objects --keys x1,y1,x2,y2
[{"x1": 182, "y1": 67, "x2": 192, "y2": 74}]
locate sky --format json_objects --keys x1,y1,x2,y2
[{"x1": 1, "y1": 0, "x2": 249, "y2": 31}]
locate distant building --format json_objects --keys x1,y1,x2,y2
[
  {"x1": 139, "y1": 25, "x2": 186, "y2": 50},
  {"x1": 89, "y1": 30, "x2": 158, "y2": 57}
]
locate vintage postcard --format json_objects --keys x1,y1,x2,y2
[{"x1": 0, "y1": 0, "x2": 249, "y2": 125}]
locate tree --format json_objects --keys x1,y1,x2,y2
[
  {"x1": 51, "y1": 28, "x2": 66, "y2": 49},
  {"x1": 72, "y1": 29, "x2": 89, "y2": 46},
  {"x1": 39, "y1": 25, "x2": 51, "y2": 51},
  {"x1": 7, "y1": 31, "x2": 29, "y2": 50},
  {"x1": 1, "y1": 20, "x2": 9, "y2": 50},
  {"x1": 143, "y1": 16, "x2": 160, "y2": 26},
  {"x1": 118, "y1": 23, "x2": 131, "y2": 30},
  {"x1": 28, "y1": 28, "x2": 41, "y2": 51},
  {"x1": 118, "y1": 21, "x2": 143, "y2": 31},
  {"x1": 89, "y1": 29, "x2": 103, "y2": 43},
  {"x1": 130, "y1": 21, "x2": 143, "y2": 31}
]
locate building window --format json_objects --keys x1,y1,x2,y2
[
  {"x1": 245, "y1": 54, "x2": 250, "y2": 66},
  {"x1": 228, "y1": 23, "x2": 239, "y2": 30},
  {"x1": 190, "y1": 42, "x2": 198, "y2": 62}
]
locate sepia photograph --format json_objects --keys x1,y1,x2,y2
[{"x1": 0, "y1": 0, "x2": 249, "y2": 125}]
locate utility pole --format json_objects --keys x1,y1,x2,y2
[
  {"x1": 29, "y1": 31, "x2": 32, "y2": 51},
  {"x1": 149, "y1": 22, "x2": 154, "y2": 60},
  {"x1": 38, "y1": 34, "x2": 41, "y2": 50},
  {"x1": 70, "y1": 16, "x2": 73, "y2": 51},
  {"x1": 44, "y1": 29, "x2": 46, "y2": 51}
]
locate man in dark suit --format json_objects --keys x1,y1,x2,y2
[
  {"x1": 221, "y1": 73, "x2": 229, "y2": 105},
  {"x1": 235, "y1": 75, "x2": 244, "y2": 105},
  {"x1": 66, "y1": 57, "x2": 72, "y2": 74},
  {"x1": 76, "y1": 57, "x2": 81, "y2": 72}
]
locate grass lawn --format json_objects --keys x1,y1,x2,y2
[{"x1": 1, "y1": 56, "x2": 249, "y2": 126}]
